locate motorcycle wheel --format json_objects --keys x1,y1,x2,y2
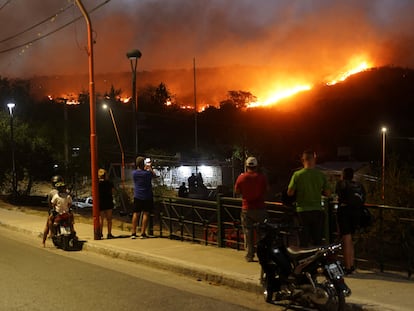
[
  {"x1": 62, "y1": 236, "x2": 70, "y2": 251},
  {"x1": 52, "y1": 236, "x2": 59, "y2": 248},
  {"x1": 314, "y1": 283, "x2": 345, "y2": 311}
]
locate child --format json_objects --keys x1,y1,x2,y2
[{"x1": 51, "y1": 182, "x2": 75, "y2": 234}]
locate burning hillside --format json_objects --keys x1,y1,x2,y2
[{"x1": 32, "y1": 56, "x2": 374, "y2": 110}]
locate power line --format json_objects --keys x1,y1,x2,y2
[
  {"x1": 0, "y1": 0, "x2": 12, "y2": 11},
  {"x1": 0, "y1": 2, "x2": 74, "y2": 44},
  {"x1": 0, "y1": 0, "x2": 112, "y2": 54}
]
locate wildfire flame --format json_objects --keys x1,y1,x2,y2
[
  {"x1": 326, "y1": 61, "x2": 371, "y2": 86},
  {"x1": 248, "y1": 58, "x2": 373, "y2": 108},
  {"x1": 248, "y1": 84, "x2": 312, "y2": 108}
]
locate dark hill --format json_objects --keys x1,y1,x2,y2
[{"x1": 238, "y1": 66, "x2": 414, "y2": 167}]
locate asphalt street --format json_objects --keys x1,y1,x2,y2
[{"x1": 0, "y1": 227, "x2": 279, "y2": 311}]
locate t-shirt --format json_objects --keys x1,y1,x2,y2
[
  {"x1": 133, "y1": 169, "x2": 153, "y2": 200},
  {"x1": 288, "y1": 168, "x2": 329, "y2": 212},
  {"x1": 235, "y1": 171, "x2": 267, "y2": 210},
  {"x1": 51, "y1": 192, "x2": 72, "y2": 214},
  {"x1": 99, "y1": 180, "x2": 114, "y2": 210}
]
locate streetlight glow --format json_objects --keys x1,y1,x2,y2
[
  {"x1": 381, "y1": 127, "x2": 387, "y2": 133},
  {"x1": 7, "y1": 102, "x2": 15, "y2": 115}
]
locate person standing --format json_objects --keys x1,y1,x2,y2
[
  {"x1": 178, "y1": 182, "x2": 188, "y2": 198},
  {"x1": 98, "y1": 169, "x2": 115, "y2": 239},
  {"x1": 131, "y1": 156, "x2": 155, "y2": 239},
  {"x1": 235, "y1": 156, "x2": 268, "y2": 262},
  {"x1": 336, "y1": 167, "x2": 366, "y2": 274},
  {"x1": 287, "y1": 150, "x2": 330, "y2": 247}
]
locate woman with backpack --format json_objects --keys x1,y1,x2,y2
[{"x1": 335, "y1": 167, "x2": 366, "y2": 275}]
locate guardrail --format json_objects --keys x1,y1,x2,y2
[
  {"x1": 156, "y1": 195, "x2": 292, "y2": 249},
  {"x1": 154, "y1": 196, "x2": 414, "y2": 277}
]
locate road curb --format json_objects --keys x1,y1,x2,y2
[{"x1": 82, "y1": 240, "x2": 263, "y2": 293}]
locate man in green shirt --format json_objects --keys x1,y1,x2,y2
[{"x1": 287, "y1": 150, "x2": 330, "y2": 247}]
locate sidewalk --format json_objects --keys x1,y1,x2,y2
[{"x1": 0, "y1": 205, "x2": 413, "y2": 311}]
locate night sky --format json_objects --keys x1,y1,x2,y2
[{"x1": 1, "y1": 0, "x2": 414, "y2": 79}]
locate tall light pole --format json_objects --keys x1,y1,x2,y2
[
  {"x1": 381, "y1": 126, "x2": 387, "y2": 202},
  {"x1": 7, "y1": 102, "x2": 16, "y2": 197},
  {"x1": 103, "y1": 104, "x2": 125, "y2": 189},
  {"x1": 126, "y1": 49, "x2": 142, "y2": 156},
  {"x1": 75, "y1": 0, "x2": 100, "y2": 240}
]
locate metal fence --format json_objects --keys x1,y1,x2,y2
[{"x1": 153, "y1": 195, "x2": 414, "y2": 277}]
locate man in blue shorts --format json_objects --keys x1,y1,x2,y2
[{"x1": 131, "y1": 157, "x2": 156, "y2": 239}]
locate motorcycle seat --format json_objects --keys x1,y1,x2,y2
[{"x1": 286, "y1": 246, "x2": 320, "y2": 259}]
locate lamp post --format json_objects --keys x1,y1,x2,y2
[
  {"x1": 75, "y1": 0, "x2": 100, "y2": 240},
  {"x1": 381, "y1": 126, "x2": 387, "y2": 202},
  {"x1": 126, "y1": 49, "x2": 142, "y2": 155},
  {"x1": 103, "y1": 104, "x2": 125, "y2": 189},
  {"x1": 7, "y1": 103, "x2": 16, "y2": 197}
]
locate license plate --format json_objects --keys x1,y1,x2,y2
[{"x1": 325, "y1": 262, "x2": 344, "y2": 279}]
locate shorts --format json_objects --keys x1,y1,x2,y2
[
  {"x1": 337, "y1": 206, "x2": 360, "y2": 235},
  {"x1": 133, "y1": 198, "x2": 154, "y2": 213}
]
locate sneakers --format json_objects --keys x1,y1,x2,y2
[
  {"x1": 131, "y1": 233, "x2": 148, "y2": 239},
  {"x1": 107, "y1": 234, "x2": 115, "y2": 239},
  {"x1": 245, "y1": 256, "x2": 254, "y2": 262}
]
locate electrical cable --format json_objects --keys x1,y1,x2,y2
[
  {"x1": 0, "y1": 0, "x2": 12, "y2": 11},
  {"x1": 0, "y1": 2, "x2": 74, "y2": 44},
  {"x1": 0, "y1": 0, "x2": 112, "y2": 54}
]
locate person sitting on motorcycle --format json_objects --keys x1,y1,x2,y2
[
  {"x1": 42, "y1": 175, "x2": 63, "y2": 247},
  {"x1": 51, "y1": 182, "x2": 75, "y2": 235}
]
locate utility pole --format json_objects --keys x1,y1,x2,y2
[{"x1": 75, "y1": 0, "x2": 100, "y2": 240}]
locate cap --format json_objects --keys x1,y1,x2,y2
[
  {"x1": 51, "y1": 175, "x2": 63, "y2": 185},
  {"x1": 245, "y1": 157, "x2": 258, "y2": 167},
  {"x1": 98, "y1": 169, "x2": 106, "y2": 178}
]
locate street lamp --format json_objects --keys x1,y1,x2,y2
[
  {"x1": 103, "y1": 104, "x2": 125, "y2": 189},
  {"x1": 7, "y1": 102, "x2": 16, "y2": 197},
  {"x1": 75, "y1": 0, "x2": 100, "y2": 240},
  {"x1": 381, "y1": 126, "x2": 387, "y2": 201},
  {"x1": 126, "y1": 49, "x2": 142, "y2": 155}
]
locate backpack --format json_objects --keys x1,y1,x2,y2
[{"x1": 345, "y1": 181, "x2": 365, "y2": 209}]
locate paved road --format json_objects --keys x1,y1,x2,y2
[{"x1": 0, "y1": 227, "x2": 279, "y2": 311}]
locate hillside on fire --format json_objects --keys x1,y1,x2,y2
[{"x1": 1, "y1": 65, "x2": 414, "y2": 186}]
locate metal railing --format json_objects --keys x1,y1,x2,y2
[
  {"x1": 153, "y1": 195, "x2": 414, "y2": 276},
  {"x1": 156, "y1": 195, "x2": 294, "y2": 248}
]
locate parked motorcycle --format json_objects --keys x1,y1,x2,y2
[
  {"x1": 257, "y1": 222, "x2": 351, "y2": 311},
  {"x1": 52, "y1": 213, "x2": 78, "y2": 251}
]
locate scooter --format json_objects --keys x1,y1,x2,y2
[
  {"x1": 257, "y1": 221, "x2": 351, "y2": 311},
  {"x1": 52, "y1": 213, "x2": 78, "y2": 251}
]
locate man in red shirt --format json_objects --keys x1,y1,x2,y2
[{"x1": 235, "y1": 157, "x2": 268, "y2": 262}]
